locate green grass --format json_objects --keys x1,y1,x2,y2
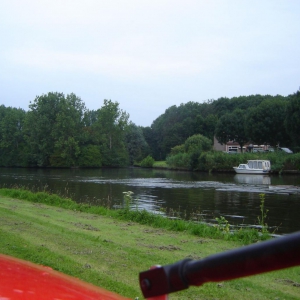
[
  {"x1": 153, "y1": 161, "x2": 169, "y2": 168},
  {"x1": 0, "y1": 188, "x2": 270, "y2": 245},
  {"x1": 1, "y1": 189, "x2": 300, "y2": 299}
]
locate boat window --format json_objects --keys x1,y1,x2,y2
[
  {"x1": 253, "y1": 161, "x2": 258, "y2": 169},
  {"x1": 258, "y1": 162, "x2": 262, "y2": 169},
  {"x1": 248, "y1": 161, "x2": 253, "y2": 168}
]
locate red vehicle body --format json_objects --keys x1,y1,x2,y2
[{"x1": 0, "y1": 254, "x2": 129, "y2": 300}]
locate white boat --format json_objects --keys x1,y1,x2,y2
[{"x1": 233, "y1": 160, "x2": 271, "y2": 174}]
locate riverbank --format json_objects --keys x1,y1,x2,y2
[
  {"x1": 0, "y1": 191, "x2": 300, "y2": 299},
  {"x1": 153, "y1": 162, "x2": 300, "y2": 174},
  {"x1": 156, "y1": 151, "x2": 300, "y2": 174}
]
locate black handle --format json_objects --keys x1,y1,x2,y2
[{"x1": 139, "y1": 231, "x2": 300, "y2": 298}]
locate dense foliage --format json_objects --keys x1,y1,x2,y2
[
  {"x1": 139, "y1": 155, "x2": 155, "y2": 168},
  {"x1": 0, "y1": 91, "x2": 299, "y2": 167},
  {"x1": 144, "y1": 92, "x2": 299, "y2": 160},
  {"x1": 167, "y1": 134, "x2": 213, "y2": 170},
  {"x1": 0, "y1": 93, "x2": 150, "y2": 167}
]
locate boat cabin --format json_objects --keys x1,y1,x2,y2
[
  {"x1": 248, "y1": 160, "x2": 270, "y2": 170},
  {"x1": 233, "y1": 160, "x2": 271, "y2": 174}
]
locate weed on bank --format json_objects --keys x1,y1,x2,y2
[{"x1": 0, "y1": 188, "x2": 270, "y2": 245}]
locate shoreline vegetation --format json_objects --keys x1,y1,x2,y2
[
  {"x1": 0, "y1": 188, "x2": 271, "y2": 245},
  {"x1": 150, "y1": 151, "x2": 300, "y2": 174},
  {"x1": 1, "y1": 188, "x2": 300, "y2": 299},
  {"x1": 152, "y1": 161, "x2": 300, "y2": 174},
  {"x1": 2, "y1": 92, "x2": 300, "y2": 171}
]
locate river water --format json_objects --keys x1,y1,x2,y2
[{"x1": 0, "y1": 167, "x2": 299, "y2": 234}]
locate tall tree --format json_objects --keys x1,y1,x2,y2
[
  {"x1": 24, "y1": 92, "x2": 65, "y2": 166},
  {"x1": 125, "y1": 123, "x2": 150, "y2": 165},
  {"x1": 285, "y1": 91, "x2": 300, "y2": 148},
  {"x1": 202, "y1": 114, "x2": 218, "y2": 141},
  {"x1": 50, "y1": 93, "x2": 86, "y2": 167},
  {"x1": 24, "y1": 92, "x2": 86, "y2": 167},
  {"x1": 184, "y1": 134, "x2": 212, "y2": 170},
  {"x1": 142, "y1": 126, "x2": 156, "y2": 158},
  {"x1": 245, "y1": 98, "x2": 289, "y2": 147},
  {"x1": 0, "y1": 106, "x2": 26, "y2": 166},
  {"x1": 215, "y1": 109, "x2": 248, "y2": 152},
  {"x1": 93, "y1": 100, "x2": 129, "y2": 166},
  {"x1": 150, "y1": 102, "x2": 208, "y2": 159}
]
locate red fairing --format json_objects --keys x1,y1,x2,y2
[{"x1": 0, "y1": 254, "x2": 129, "y2": 300}]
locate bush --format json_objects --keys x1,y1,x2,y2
[
  {"x1": 170, "y1": 144, "x2": 185, "y2": 156},
  {"x1": 166, "y1": 152, "x2": 190, "y2": 169},
  {"x1": 283, "y1": 152, "x2": 300, "y2": 170},
  {"x1": 140, "y1": 155, "x2": 155, "y2": 168},
  {"x1": 184, "y1": 134, "x2": 212, "y2": 153}
]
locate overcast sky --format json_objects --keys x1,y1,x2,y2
[{"x1": 1, "y1": 0, "x2": 299, "y2": 127}]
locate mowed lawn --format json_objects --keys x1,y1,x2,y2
[{"x1": 0, "y1": 196, "x2": 299, "y2": 299}]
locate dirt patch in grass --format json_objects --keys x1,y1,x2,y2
[
  {"x1": 275, "y1": 279, "x2": 300, "y2": 287},
  {"x1": 71, "y1": 222, "x2": 100, "y2": 231}
]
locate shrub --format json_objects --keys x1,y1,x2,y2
[
  {"x1": 140, "y1": 155, "x2": 155, "y2": 167},
  {"x1": 184, "y1": 134, "x2": 212, "y2": 153},
  {"x1": 166, "y1": 152, "x2": 190, "y2": 169},
  {"x1": 170, "y1": 144, "x2": 185, "y2": 156},
  {"x1": 283, "y1": 152, "x2": 300, "y2": 170}
]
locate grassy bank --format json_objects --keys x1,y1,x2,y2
[
  {"x1": 165, "y1": 151, "x2": 300, "y2": 173},
  {"x1": 0, "y1": 188, "x2": 269, "y2": 245},
  {"x1": 1, "y1": 189, "x2": 300, "y2": 299}
]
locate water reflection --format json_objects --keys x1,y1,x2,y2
[
  {"x1": 234, "y1": 174, "x2": 271, "y2": 185},
  {"x1": 0, "y1": 167, "x2": 299, "y2": 234}
]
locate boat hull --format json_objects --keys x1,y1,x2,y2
[{"x1": 233, "y1": 167, "x2": 270, "y2": 174}]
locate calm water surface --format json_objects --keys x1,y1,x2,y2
[{"x1": 1, "y1": 167, "x2": 299, "y2": 234}]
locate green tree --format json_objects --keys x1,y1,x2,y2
[
  {"x1": 211, "y1": 95, "x2": 275, "y2": 117},
  {"x1": 285, "y1": 91, "x2": 300, "y2": 148},
  {"x1": 170, "y1": 144, "x2": 185, "y2": 156},
  {"x1": 245, "y1": 98, "x2": 289, "y2": 147},
  {"x1": 0, "y1": 106, "x2": 27, "y2": 166},
  {"x1": 150, "y1": 102, "x2": 213, "y2": 159},
  {"x1": 77, "y1": 145, "x2": 102, "y2": 167},
  {"x1": 166, "y1": 134, "x2": 212, "y2": 170},
  {"x1": 184, "y1": 134, "x2": 212, "y2": 170},
  {"x1": 202, "y1": 114, "x2": 218, "y2": 141},
  {"x1": 24, "y1": 92, "x2": 65, "y2": 166},
  {"x1": 215, "y1": 109, "x2": 248, "y2": 152},
  {"x1": 93, "y1": 100, "x2": 129, "y2": 166},
  {"x1": 24, "y1": 92, "x2": 86, "y2": 167},
  {"x1": 125, "y1": 123, "x2": 150, "y2": 165},
  {"x1": 50, "y1": 93, "x2": 86, "y2": 167},
  {"x1": 184, "y1": 134, "x2": 212, "y2": 153},
  {"x1": 142, "y1": 126, "x2": 155, "y2": 158}
]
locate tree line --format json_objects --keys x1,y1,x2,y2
[
  {"x1": 0, "y1": 93, "x2": 149, "y2": 167},
  {"x1": 0, "y1": 90, "x2": 299, "y2": 168},
  {"x1": 145, "y1": 91, "x2": 300, "y2": 160}
]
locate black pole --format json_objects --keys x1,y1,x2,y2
[{"x1": 139, "y1": 231, "x2": 300, "y2": 298}]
